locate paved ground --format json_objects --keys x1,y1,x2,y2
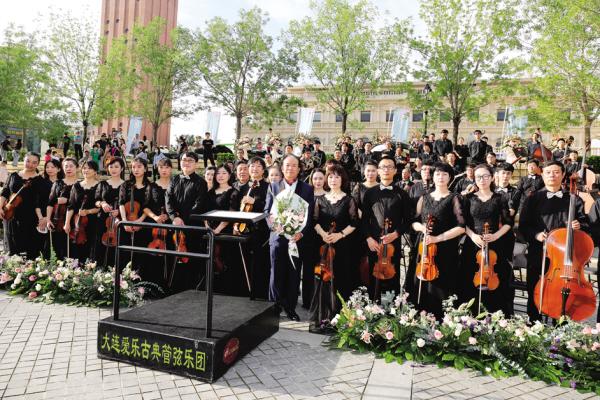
[{"x1": 0, "y1": 293, "x2": 598, "y2": 400}]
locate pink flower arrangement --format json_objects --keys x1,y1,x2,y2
[
  {"x1": 360, "y1": 330, "x2": 372, "y2": 344},
  {"x1": 385, "y1": 331, "x2": 394, "y2": 340},
  {"x1": 433, "y1": 330, "x2": 444, "y2": 340},
  {"x1": 0, "y1": 273, "x2": 11, "y2": 284},
  {"x1": 28, "y1": 275, "x2": 37, "y2": 282},
  {"x1": 28, "y1": 292, "x2": 37, "y2": 299}
]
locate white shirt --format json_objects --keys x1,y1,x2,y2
[{"x1": 283, "y1": 179, "x2": 298, "y2": 193}]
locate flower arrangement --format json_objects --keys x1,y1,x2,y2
[
  {"x1": 331, "y1": 288, "x2": 600, "y2": 394},
  {"x1": 0, "y1": 254, "x2": 158, "y2": 307},
  {"x1": 270, "y1": 188, "x2": 309, "y2": 258}
]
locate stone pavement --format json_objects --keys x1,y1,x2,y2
[{"x1": 0, "y1": 293, "x2": 597, "y2": 400}]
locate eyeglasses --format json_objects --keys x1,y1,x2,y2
[
  {"x1": 180, "y1": 158, "x2": 196, "y2": 164},
  {"x1": 475, "y1": 174, "x2": 492, "y2": 181},
  {"x1": 379, "y1": 165, "x2": 396, "y2": 171}
]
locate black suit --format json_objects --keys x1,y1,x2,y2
[{"x1": 264, "y1": 180, "x2": 315, "y2": 312}]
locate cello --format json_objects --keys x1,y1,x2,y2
[
  {"x1": 314, "y1": 222, "x2": 336, "y2": 282},
  {"x1": 472, "y1": 222, "x2": 499, "y2": 314},
  {"x1": 234, "y1": 180, "x2": 259, "y2": 234},
  {"x1": 416, "y1": 215, "x2": 439, "y2": 304},
  {"x1": 533, "y1": 174, "x2": 596, "y2": 321},
  {"x1": 531, "y1": 134, "x2": 553, "y2": 163}
]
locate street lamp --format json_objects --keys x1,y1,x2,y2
[{"x1": 422, "y1": 83, "x2": 432, "y2": 137}]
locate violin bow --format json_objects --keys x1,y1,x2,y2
[{"x1": 538, "y1": 231, "x2": 548, "y2": 316}]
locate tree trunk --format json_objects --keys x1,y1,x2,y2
[
  {"x1": 236, "y1": 114, "x2": 242, "y2": 140},
  {"x1": 584, "y1": 119, "x2": 592, "y2": 146},
  {"x1": 341, "y1": 111, "x2": 348, "y2": 134},
  {"x1": 82, "y1": 120, "x2": 89, "y2": 146},
  {"x1": 452, "y1": 117, "x2": 461, "y2": 145},
  {"x1": 153, "y1": 123, "x2": 159, "y2": 153}
]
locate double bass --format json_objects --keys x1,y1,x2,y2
[
  {"x1": 473, "y1": 222, "x2": 499, "y2": 314},
  {"x1": 2, "y1": 179, "x2": 33, "y2": 220},
  {"x1": 531, "y1": 135, "x2": 553, "y2": 163},
  {"x1": 533, "y1": 175, "x2": 596, "y2": 321},
  {"x1": 416, "y1": 215, "x2": 438, "y2": 304},
  {"x1": 314, "y1": 222, "x2": 336, "y2": 282}
]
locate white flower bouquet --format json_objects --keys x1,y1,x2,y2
[{"x1": 270, "y1": 187, "x2": 309, "y2": 260}]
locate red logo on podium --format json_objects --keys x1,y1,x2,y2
[{"x1": 223, "y1": 337, "x2": 240, "y2": 365}]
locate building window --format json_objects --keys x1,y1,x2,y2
[
  {"x1": 385, "y1": 110, "x2": 394, "y2": 122},
  {"x1": 412, "y1": 112, "x2": 424, "y2": 122},
  {"x1": 313, "y1": 111, "x2": 321, "y2": 122},
  {"x1": 335, "y1": 113, "x2": 343, "y2": 123},
  {"x1": 290, "y1": 113, "x2": 298, "y2": 122},
  {"x1": 440, "y1": 110, "x2": 452, "y2": 122},
  {"x1": 360, "y1": 111, "x2": 371, "y2": 122},
  {"x1": 497, "y1": 109, "x2": 506, "y2": 121}
]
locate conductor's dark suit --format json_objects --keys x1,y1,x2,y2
[{"x1": 264, "y1": 179, "x2": 315, "y2": 313}]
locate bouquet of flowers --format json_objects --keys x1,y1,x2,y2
[{"x1": 270, "y1": 187, "x2": 309, "y2": 260}]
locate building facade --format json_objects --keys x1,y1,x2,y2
[
  {"x1": 241, "y1": 81, "x2": 600, "y2": 153},
  {"x1": 98, "y1": 0, "x2": 178, "y2": 145}
]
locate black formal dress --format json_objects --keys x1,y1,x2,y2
[
  {"x1": 118, "y1": 182, "x2": 151, "y2": 272},
  {"x1": 407, "y1": 193, "x2": 465, "y2": 319},
  {"x1": 1, "y1": 173, "x2": 44, "y2": 259},
  {"x1": 310, "y1": 194, "x2": 359, "y2": 329},
  {"x1": 361, "y1": 184, "x2": 413, "y2": 299},
  {"x1": 352, "y1": 183, "x2": 375, "y2": 286},
  {"x1": 144, "y1": 181, "x2": 172, "y2": 289},
  {"x1": 68, "y1": 182, "x2": 99, "y2": 262},
  {"x1": 237, "y1": 180, "x2": 271, "y2": 300},
  {"x1": 519, "y1": 188, "x2": 589, "y2": 321},
  {"x1": 37, "y1": 177, "x2": 55, "y2": 258},
  {"x1": 206, "y1": 187, "x2": 242, "y2": 295},
  {"x1": 94, "y1": 181, "x2": 123, "y2": 268},
  {"x1": 47, "y1": 180, "x2": 74, "y2": 260},
  {"x1": 459, "y1": 193, "x2": 513, "y2": 316}
]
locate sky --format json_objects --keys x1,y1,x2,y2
[{"x1": 0, "y1": 0, "x2": 423, "y2": 145}]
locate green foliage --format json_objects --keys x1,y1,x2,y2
[
  {"x1": 0, "y1": 27, "x2": 63, "y2": 139},
  {"x1": 192, "y1": 8, "x2": 299, "y2": 139},
  {"x1": 585, "y1": 156, "x2": 600, "y2": 174},
  {"x1": 286, "y1": 0, "x2": 410, "y2": 134},
  {"x1": 527, "y1": 0, "x2": 600, "y2": 143},
  {"x1": 216, "y1": 153, "x2": 235, "y2": 164},
  {"x1": 406, "y1": 0, "x2": 527, "y2": 143},
  {"x1": 98, "y1": 18, "x2": 199, "y2": 147},
  {"x1": 44, "y1": 11, "x2": 102, "y2": 144}
]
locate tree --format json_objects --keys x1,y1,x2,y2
[
  {"x1": 527, "y1": 0, "x2": 600, "y2": 144},
  {"x1": 286, "y1": 0, "x2": 409, "y2": 134},
  {"x1": 98, "y1": 17, "x2": 198, "y2": 148},
  {"x1": 44, "y1": 11, "x2": 102, "y2": 145},
  {"x1": 0, "y1": 27, "x2": 62, "y2": 141},
  {"x1": 192, "y1": 8, "x2": 300, "y2": 139},
  {"x1": 407, "y1": 0, "x2": 526, "y2": 144}
]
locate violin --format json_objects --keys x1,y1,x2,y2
[
  {"x1": 51, "y1": 203, "x2": 67, "y2": 233},
  {"x1": 416, "y1": 215, "x2": 439, "y2": 303},
  {"x1": 314, "y1": 222, "x2": 336, "y2": 282},
  {"x1": 101, "y1": 200, "x2": 119, "y2": 247},
  {"x1": 123, "y1": 184, "x2": 141, "y2": 232},
  {"x1": 173, "y1": 231, "x2": 189, "y2": 264},
  {"x1": 473, "y1": 222, "x2": 499, "y2": 314},
  {"x1": 534, "y1": 174, "x2": 596, "y2": 321},
  {"x1": 372, "y1": 218, "x2": 396, "y2": 280},
  {"x1": 148, "y1": 207, "x2": 168, "y2": 252},
  {"x1": 234, "y1": 180, "x2": 259, "y2": 234},
  {"x1": 69, "y1": 195, "x2": 89, "y2": 245},
  {"x1": 3, "y1": 179, "x2": 32, "y2": 220}
]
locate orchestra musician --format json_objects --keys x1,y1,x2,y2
[
  {"x1": 94, "y1": 157, "x2": 125, "y2": 268},
  {"x1": 0, "y1": 152, "x2": 44, "y2": 259},
  {"x1": 519, "y1": 161, "x2": 589, "y2": 321},
  {"x1": 408, "y1": 163, "x2": 465, "y2": 319},
  {"x1": 516, "y1": 159, "x2": 544, "y2": 211},
  {"x1": 37, "y1": 159, "x2": 63, "y2": 258},
  {"x1": 459, "y1": 164, "x2": 514, "y2": 316},
  {"x1": 46, "y1": 158, "x2": 79, "y2": 260},
  {"x1": 63, "y1": 161, "x2": 100, "y2": 262},
  {"x1": 165, "y1": 152, "x2": 208, "y2": 292},
  {"x1": 361, "y1": 156, "x2": 412, "y2": 299}
]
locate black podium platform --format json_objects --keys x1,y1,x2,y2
[{"x1": 98, "y1": 290, "x2": 279, "y2": 382}]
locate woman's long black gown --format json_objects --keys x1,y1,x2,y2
[
  {"x1": 309, "y1": 194, "x2": 359, "y2": 328},
  {"x1": 94, "y1": 181, "x2": 122, "y2": 268},
  {"x1": 459, "y1": 192, "x2": 513, "y2": 316},
  {"x1": 407, "y1": 193, "x2": 465, "y2": 319}
]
